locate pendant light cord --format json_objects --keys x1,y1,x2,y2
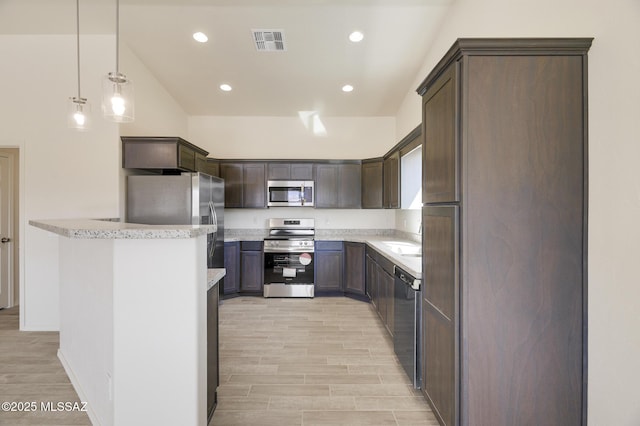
[
  {"x1": 115, "y1": 0, "x2": 119, "y2": 73},
  {"x1": 76, "y1": 0, "x2": 81, "y2": 98}
]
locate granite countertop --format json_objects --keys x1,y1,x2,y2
[
  {"x1": 30, "y1": 219, "x2": 216, "y2": 240},
  {"x1": 207, "y1": 268, "x2": 226, "y2": 291}
]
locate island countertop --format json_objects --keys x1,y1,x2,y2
[
  {"x1": 29, "y1": 218, "x2": 216, "y2": 240},
  {"x1": 35, "y1": 217, "x2": 216, "y2": 425}
]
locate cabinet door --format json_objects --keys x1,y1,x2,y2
[
  {"x1": 206, "y1": 282, "x2": 219, "y2": 418},
  {"x1": 243, "y1": 163, "x2": 266, "y2": 208},
  {"x1": 375, "y1": 263, "x2": 387, "y2": 324},
  {"x1": 366, "y1": 255, "x2": 377, "y2": 306},
  {"x1": 290, "y1": 163, "x2": 314, "y2": 180},
  {"x1": 361, "y1": 160, "x2": 383, "y2": 209},
  {"x1": 464, "y1": 54, "x2": 585, "y2": 426},
  {"x1": 338, "y1": 164, "x2": 362, "y2": 208},
  {"x1": 220, "y1": 163, "x2": 243, "y2": 208},
  {"x1": 379, "y1": 266, "x2": 394, "y2": 336},
  {"x1": 267, "y1": 163, "x2": 290, "y2": 180},
  {"x1": 240, "y1": 250, "x2": 263, "y2": 292},
  {"x1": 314, "y1": 164, "x2": 339, "y2": 208},
  {"x1": 315, "y1": 250, "x2": 344, "y2": 292},
  {"x1": 195, "y1": 152, "x2": 207, "y2": 173},
  {"x1": 383, "y1": 152, "x2": 400, "y2": 208},
  {"x1": 422, "y1": 205, "x2": 458, "y2": 426},
  {"x1": 423, "y1": 300, "x2": 455, "y2": 426},
  {"x1": 203, "y1": 160, "x2": 220, "y2": 178},
  {"x1": 178, "y1": 143, "x2": 196, "y2": 171},
  {"x1": 223, "y1": 241, "x2": 240, "y2": 295},
  {"x1": 344, "y1": 242, "x2": 365, "y2": 295},
  {"x1": 422, "y1": 64, "x2": 458, "y2": 204}
]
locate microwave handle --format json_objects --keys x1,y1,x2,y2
[{"x1": 301, "y1": 184, "x2": 305, "y2": 206}]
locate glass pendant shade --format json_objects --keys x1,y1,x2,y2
[
  {"x1": 68, "y1": 97, "x2": 91, "y2": 131},
  {"x1": 102, "y1": 71, "x2": 134, "y2": 122}
]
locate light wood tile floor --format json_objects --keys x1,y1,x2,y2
[
  {"x1": 212, "y1": 296, "x2": 439, "y2": 426},
  {"x1": 1, "y1": 297, "x2": 439, "y2": 426},
  {"x1": 0, "y1": 307, "x2": 90, "y2": 425}
]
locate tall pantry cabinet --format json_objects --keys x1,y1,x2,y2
[{"x1": 418, "y1": 39, "x2": 591, "y2": 426}]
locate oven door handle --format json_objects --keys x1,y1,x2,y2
[{"x1": 264, "y1": 247, "x2": 315, "y2": 253}]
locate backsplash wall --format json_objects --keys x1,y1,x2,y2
[
  {"x1": 225, "y1": 208, "x2": 421, "y2": 242},
  {"x1": 225, "y1": 208, "x2": 394, "y2": 230}
]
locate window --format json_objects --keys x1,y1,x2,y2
[{"x1": 400, "y1": 146, "x2": 422, "y2": 209}]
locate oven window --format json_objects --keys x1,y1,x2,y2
[{"x1": 264, "y1": 252, "x2": 314, "y2": 284}]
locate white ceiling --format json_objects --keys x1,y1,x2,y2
[{"x1": 1, "y1": 0, "x2": 452, "y2": 117}]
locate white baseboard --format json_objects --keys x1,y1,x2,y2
[{"x1": 57, "y1": 349, "x2": 102, "y2": 426}]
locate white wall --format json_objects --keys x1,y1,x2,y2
[
  {"x1": 395, "y1": 1, "x2": 640, "y2": 424},
  {"x1": 225, "y1": 207, "x2": 394, "y2": 231},
  {"x1": 0, "y1": 35, "x2": 120, "y2": 330},
  {"x1": 189, "y1": 116, "x2": 395, "y2": 160},
  {"x1": 119, "y1": 45, "x2": 189, "y2": 139},
  {"x1": 0, "y1": 35, "x2": 190, "y2": 331}
]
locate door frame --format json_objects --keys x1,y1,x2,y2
[
  {"x1": 0, "y1": 142, "x2": 25, "y2": 320},
  {"x1": 0, "y1": 151, "x2": 15, "y2": 308}
]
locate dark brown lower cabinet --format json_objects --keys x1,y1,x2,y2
[
  {"x1": 344, "y1": 242, "x2": 365, "y2": 295},
  {"x1": 240, "y1": 241, "x2": 263, "y2": 293},
  {"x1": 378, "y1": 264, "x2": 394, "y2": 337},
  {"x1": 223, "y1": 241, "x2": 240, "y2": 295},
  {"x1": 365, "y1": 254, "x2": 378, "y2": 308},
  {"x1": 314, "y1": 241, "x2": 344, "y2": 293},
  {"x1": 206, "y1": 281, "x2": 219, "y2": 421},
  {"x1": 365, "y1": 247, "x2": 394, "y2": 338}
]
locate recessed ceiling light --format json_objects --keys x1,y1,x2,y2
[
  {"x1": 193, "y1": 32, "x2": 208, "y2": 43},
  {"x1": 219, "y1": 84, "x2": 232, "y2": 92},
  {"x1": 342, "y1": 84, "x2": 354, "y2": 93},
  {"x1": 349, "y1": 31, "x2": 364, "y2": 43}
]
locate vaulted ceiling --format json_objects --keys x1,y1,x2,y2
[{"x1": 1, "y1": 0, "x2": 452, "y2": 116}]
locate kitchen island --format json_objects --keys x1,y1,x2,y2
[{"x1": 29, "y1": 219, "x2": 223, "y2": 426}]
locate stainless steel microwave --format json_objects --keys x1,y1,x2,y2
[{"x1": 267, "y1": 180, "x2": 314, "y2": 207}]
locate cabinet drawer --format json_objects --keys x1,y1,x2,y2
[
  {"x1": 240, "y1": 241, "x2": 263, "y2": 251},
  {"x1": 315, "y1": 241, "x2": 343, "y2": 251}
]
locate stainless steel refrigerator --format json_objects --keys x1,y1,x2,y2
[{"x1": 126, "y1": 172, "x2": 224, "y2": 270}]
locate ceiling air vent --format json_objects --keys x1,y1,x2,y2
[{"x1": 252, "y1": 29, "x2": 286, "y2": 52}]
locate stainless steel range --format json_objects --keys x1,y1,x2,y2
[{"x1": 263, "y1": 218, "x2": 315, "y2": 298}]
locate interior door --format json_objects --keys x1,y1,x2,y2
[{"x1": 0, "y1": 153, "x2": 13, "y2": 309}]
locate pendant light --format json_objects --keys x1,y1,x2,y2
[
  {"x1": 102, "y1": 0, "x2": 134, "y2": 122},
  {"x1": 68, "y1": 0, "x2": 90, "y2": 131}
]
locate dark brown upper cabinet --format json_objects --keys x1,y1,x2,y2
[
  {"x1": 196, "y1": 155, "x2": 220, "y2": 177},
  {"x1": 314, "y1": 162, "x2": 361, "y2": 209},
  {"x1": 121, "y1": 137, "x2": 209, "y2": 172},
  {"x1": 383, "y1": 151, "x2": 400, "y2": 208},
  {"x1": 267, "y1": 162, "x2": 314, "y2": 180},
  {"x1": 422, "y1": 64, "x2": 458, "y2": 204},
  {"x1": 220, "y1": 162, "x2": 267, "y2": 208},
  {"x1": 361, "y1": 159, "x2": 384, "y2": 209}
]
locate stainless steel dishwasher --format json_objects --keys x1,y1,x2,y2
[{"x1": 393, "y1": 265, "x2": 422, "y2": 389}]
